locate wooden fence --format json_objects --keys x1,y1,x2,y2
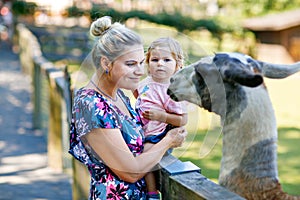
[{"x1": 16, "y1": 23, "x2": 244, "y2": 200}]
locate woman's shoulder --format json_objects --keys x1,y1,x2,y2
[
  {"x1": 73, "y1": 88, "x2": 109, "y2": 109},
  {"x1": 75, "y1": 88, "x2": 110, "y2": 103},
  {"x1": 75, "y1": 88, "x2": 97, "y2": 99},
  {"x1": 73, "y1": 88, "x2": 119, "y2": 129}
]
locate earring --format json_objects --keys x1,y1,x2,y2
[{"x1": 105, "y1": 69, "x2": 109, "y2": 74}]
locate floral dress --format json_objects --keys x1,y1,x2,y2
[{"x1": 69, "y1": 88, "x2": 147, "y2": 200}]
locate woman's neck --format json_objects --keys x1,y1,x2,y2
[{"x1": 90, "y1": 74, "x2": 118, "y2": 100}]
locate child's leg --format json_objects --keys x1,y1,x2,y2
[
  {"x1": 144, "y1": 143, "x2": 157, "y2": 192},
  {"x1": 145, "y1": 172, "x2": 157, "y2": 193},
  {"x1": 144, "y1": 143, "x2": 161, "y2": 199},
  {"x1": 145, "y1": 172, "x2": 161, "y2": 200}
]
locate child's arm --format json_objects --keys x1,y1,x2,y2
[{"x1": 142, "y1": 110, "x2": 188, "y2": 127}]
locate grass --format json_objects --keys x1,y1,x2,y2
[{"x1": 172, "y1": 74, "x2": 300, "y2": 195}]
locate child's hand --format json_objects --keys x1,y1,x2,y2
[{"x1": 142, "y1": 109, "x2": 166, "y2": 122}]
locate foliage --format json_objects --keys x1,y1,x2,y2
[
  {"x1": 64, "y1": 0, "x2": 300, "y2": 54},
  {"x1": 66, "y1": 5, "x2": 224, "y2": 39},
  {"x1": 12, "y1": 1, "x2": 37, "y2": 16},
  {"x1": 66, "y1": 6, "x2": 85, "y2": 17},
  {"x1": 217, "y1": 0, "x2": 300, "y2": 17}
]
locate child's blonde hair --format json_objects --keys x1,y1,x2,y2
[{"x1": 145, "y1": 37, "x2": 184, "y2": 71}]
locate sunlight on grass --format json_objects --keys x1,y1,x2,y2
[
  {"x1": 265, "y1": 76, "x2": 300, "y2": 127},
  {"x1": 277, "y1": 128, "x2": 300, "y2": 195},
  {"x1": 277, "y1": 145, "x2": 289, "y2": 154},
  {"x1": 284, "y1": 130, "x2": 300, "y2": 139}
]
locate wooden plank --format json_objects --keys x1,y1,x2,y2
[
  {"x1": 48, "y1": 75, "x2": 63, "y2": 171},
  {"x1": 158, "y1": 155, "x2": 245, "y2": 200},
  {"x1": 159, "y1": 154, "x2": 201, "y2": 175},
  {"x1": 72, "y1": 159, "x2": 90, "y2": 200}
]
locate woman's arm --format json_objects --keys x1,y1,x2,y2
[
  {"x1": 142, "y1": 110, "x2": 188, "y2": 126},
  {"x1": 83, "y1": 126, "x2": 186, "y2": 183}
]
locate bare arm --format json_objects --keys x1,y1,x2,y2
[
  {"x1": 83, "y1": 126, "x2": 186, "y2": 183},
  {"x1": 142, "y1": 110, "x2": 188, "y2": 126}
]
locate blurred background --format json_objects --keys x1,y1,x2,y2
[{"x1": 0, "y1": 0, "x2": 299, "y2": 197}]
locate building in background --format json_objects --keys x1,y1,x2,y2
[{"x1": 243, "y1": 8, "x2": 300, "y2": 63}]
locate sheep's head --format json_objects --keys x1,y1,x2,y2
[{"x1": 167, "y1": 52, "x2": 300, "y2": 116}]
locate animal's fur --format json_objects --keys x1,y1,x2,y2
[{"x1": 167, "y1": 53, "x2": 300, "y2": 200}]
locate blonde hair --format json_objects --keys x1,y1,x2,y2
[
  {"x1": 145, "y1": 37, "x2": 184, "y2": 71},
  {"x1": 90, "y1": 16, "x2": 143, "y2": 70}
]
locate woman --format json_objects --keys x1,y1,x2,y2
[{"x1": 69, "y1": 16, "x2": 187, "y2": 200}]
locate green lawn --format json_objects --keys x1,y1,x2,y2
[{"x1": 173, "y1": 74, "x2": 300, "y2": 195}]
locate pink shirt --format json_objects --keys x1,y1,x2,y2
[{"x1": 136, "y1": 76, "x2": 187, "y2": 136}]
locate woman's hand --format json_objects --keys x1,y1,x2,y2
[{"x1": 164, "y1": 127, "x2": 187, "y2": 148}]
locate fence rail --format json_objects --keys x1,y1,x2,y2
[{"x1": 16, "y1": 23, "x2": 244, "y2": 200}]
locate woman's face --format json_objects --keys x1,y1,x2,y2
[
  {"x1": 148, "y1": 47, "x2": 177, "y2": 83},
  {"x1": 110, "y1": 45, "x2": 145, "y2": 90}
]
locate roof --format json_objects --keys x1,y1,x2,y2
[{"x1": 242, "y1": 8, "x2": 300, "y2": 31}]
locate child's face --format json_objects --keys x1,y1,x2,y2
[{"x1": 148, "y1": 47, "x2": 177, "y2": 83}]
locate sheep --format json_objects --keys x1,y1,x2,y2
[{"x1": 167, "y1": 52, "x2": 300, "y2": 200}]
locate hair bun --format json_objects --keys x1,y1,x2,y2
[{"x1": 90, "y1": 16, "x2": 112, "y2": 37}]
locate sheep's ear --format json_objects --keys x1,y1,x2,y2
[
  {"x1": 194, "y1": 62, "x2": 219, "y2": 77},
  {"x1": 222, "y1": 68, "x2": 263, "y2": 87},
  {"x1": 194, "y1": 63, "x2": 227, "y2": 116},
  {"x1": 258, "y1": 61, "x2": 300, "y2": 79}
]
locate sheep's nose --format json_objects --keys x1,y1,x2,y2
[
  {"x1": 167, "y1": 88, "x2": 171, "y2": 95},
  {"x1": 167, "y1": 89, "x2": 178, "y2": 101},
  {"x1": 170, "y1": 77, "x2": 174, "y2": 83}
]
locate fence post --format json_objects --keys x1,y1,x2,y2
[
  {"x1": 47, "y1": 69, "x2": 64, "y2": 171},
  {"x1": 32, "y1": 60, "x2": 42, "y2": 129},
  {"x1": 72, "y1": 160, "x2": 90, "y2": 200}
]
